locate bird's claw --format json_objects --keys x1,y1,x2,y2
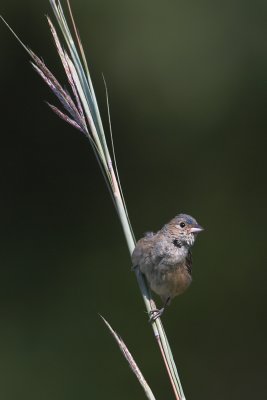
[{"x1": 148, "y1": 308, "x2": 164, "y2": 323}]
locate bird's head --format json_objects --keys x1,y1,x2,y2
[{"x1": 167, "y1": 213, "x2": 204, "y2": 247}]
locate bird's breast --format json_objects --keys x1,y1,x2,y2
[{"x1": 148, "y1": 263, "x2": 192, "y2": 300}]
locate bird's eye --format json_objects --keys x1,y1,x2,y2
[{"x1": 179, "y1": 222, "x2": 185, "y2": 228}]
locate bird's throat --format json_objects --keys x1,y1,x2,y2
[{"x1": 172, "y1": 239, "x2": 182, "y2": 248}]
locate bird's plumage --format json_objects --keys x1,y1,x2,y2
[{"x1": 132, "y1": 214, "x2": 202, "y2": 308}]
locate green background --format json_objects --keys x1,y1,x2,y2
[{"x1": 0, "y1": 0, "x2": 266, "y2": 399}]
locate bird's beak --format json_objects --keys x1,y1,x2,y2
[{"x1": 190, "y1": 224, "x2": 204, "y2": 233}]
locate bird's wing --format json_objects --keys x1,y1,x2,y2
[
  {"x1": 131, "y1": 236, "x2": 154, "y2": 269},
  {"x1": 185, "y1": 249, "x2": 193, "y2": 275}
]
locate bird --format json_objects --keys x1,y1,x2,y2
[{"x1": 131, "y1": 213, "x2": 203, "y2": 321}]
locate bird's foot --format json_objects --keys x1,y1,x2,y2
[{"x1": 148, "y1": 308, "x2": 164, "y2": 323}]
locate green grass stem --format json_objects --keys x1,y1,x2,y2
[{"x1": 1, "y1": 1, "x2": 187, "y2": 398}]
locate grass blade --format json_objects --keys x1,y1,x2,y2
[{"x1": 100, "y1": 315, "x2": 156, "y2": 400}]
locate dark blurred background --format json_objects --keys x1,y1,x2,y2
[{"x1": 0, "y1": 0, "x2": 266, "y2": 399}]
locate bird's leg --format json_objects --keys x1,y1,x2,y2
[
  {"x1": 165, "y1": 296, "x2": 171, "y2": 307},
  {"x1": 148, "y1": 297, "x2": 171, "y2": 323}
]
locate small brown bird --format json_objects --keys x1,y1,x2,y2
[{"x1": 132, "y1": 214, "x2": 203, "y2": 320}]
